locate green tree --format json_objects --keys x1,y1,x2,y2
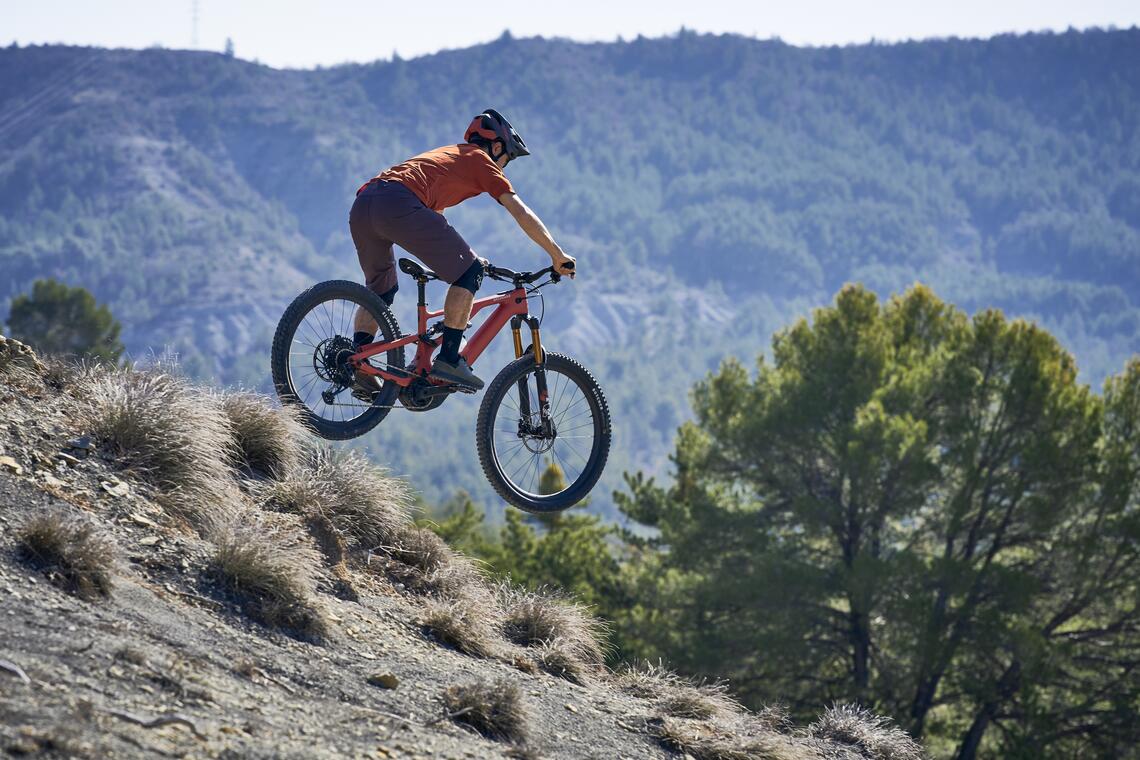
[
  {"x1": 422, "y1": 483, "x2": 632, "y2": 646},
  {"x1": 617, "y1": 284, "x2": 1140, "y2": 759},
  {"x1": 6, "y1": 279, "x2": 124, "y2": 362}
]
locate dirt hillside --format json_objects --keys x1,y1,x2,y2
[{"x1": 0, "y1": 335, "x2": 924, "y2": 760}]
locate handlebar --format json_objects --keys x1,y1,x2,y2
[{"x1": 485, "y1": 260, "x2": 574, "y2": 285}]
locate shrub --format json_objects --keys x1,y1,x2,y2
[
  {"x1": 442, "y1": 679, "x2": 529, "y2": 745},
  {"x1": 808, "y1": 705, "x2": 924, "y2": 760},
  {"x1": 18, "y1": 509, "x2": 117, "y2": 599},
  {"x1": 499, "y1": 585, "x2": 606, "y2": 672},
  {"x1": 78, "y1": 368, "x2": 237, "y2": 532},
  {"x1": 211, "y1": 517, "x2": 328, "y2": 641},
  {"x1": 651, "y1": 718, "x2": 802, "y2": 760},
  {"x1": 421, "y1": 597, "x2": 499, "y2": 657},
  {"x1": 259, "y1": 448, "x2": 409, "y2": 549},
  {"x1": 615, "y1": 661, "x2": 742, "y2": 720},
  {"x1": 219, "y1": 391, "x2": 306, "y2": 479},
  {"x1": 529, "y1": 638, "x2": 593, "y2": 684}
]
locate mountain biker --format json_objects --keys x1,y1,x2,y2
[{"x1": 349, "y1": 108, "x2": 576, "y2": 395}]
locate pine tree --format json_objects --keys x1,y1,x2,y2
[
  {"x1": 617, "y1": 284, "x2": 1140, "y2": 758},
  {"x1": 6, "y1": 279, "x2": 124, "y2": 363}
]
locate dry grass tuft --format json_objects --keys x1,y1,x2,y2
[
  {"x1": 499, "y1": 585, "x2": 607, "y2": 675},
  {"x1": 77, "y1": 367, "x2": 237, "y2": 532},
  {"x1": 613, "y1": 660, "x2": 681, "y2": 699},
  {"x1": 808, "y1": 704, "x2": 924, "y2": 760},
  {"x1": 442, "y1": 679, "x2": 529, "y2": 745},
  {"x1": 528, "y1": 639, "x2": 593, "y2": 685},
  {"x1": 258, "y1": 448, "x2": 410, "y2": 550},
  {"x1": 219, "y1": 391, "x2": 306, "y2": 479},
  {"x1": 31, "y1": 354, "x2": 81, "y2": 395},
  {"x1": 421, "y1": 596, "x2": 499, "y2": 658},
  {"x1": 378, "y1": 525, "x2": 489, "y2": 599},
  {"x1": 652, "y1": 717, "x2": 807, "y2": 760},
  {"x1": 210, "y1": 517, "x2": 328, "y2": 642},
  {"x1": 658, "y1": 684, "x2": 739, "y2": 721},
  {"x1": 615, "y1": 660, "x2": 746, "y2": 721},
  {"x1": 18, "y1": 509, "x2": 117, "y2": 599},
  {"x1": 388, "y1": 525, "x2": 453, "y2": 573}
]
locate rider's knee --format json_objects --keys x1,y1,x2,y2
[
  {"x1": 379, "y1": 283, "x2": 398, "y2": 306},
  {"x1": 453, "y1": 259, "x2": 484, "y2": 296}
]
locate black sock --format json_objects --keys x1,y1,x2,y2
[
  {"x1": 353, "y1": 331, "x2": 374, "y2": 348},
  {"x1": 438, "y1": 326, "x2": 463, "y2": 364}
]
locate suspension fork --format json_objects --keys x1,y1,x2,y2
[{"x1": 510, "y1": 315, "x2": 551, "y2": 426}]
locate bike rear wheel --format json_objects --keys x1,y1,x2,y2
[
  {"x1": 476, "y1": 351, "x2": 611, "y2": 513},
  {"x1": 270, "y1": 280, "x2": 405, "y2": 440}
]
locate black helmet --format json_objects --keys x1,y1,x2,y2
[{"x1": 464, "y1": 108, "x2": 530, "y2": 163}]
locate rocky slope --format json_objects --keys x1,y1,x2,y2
[{"x1": 0, "y1": 336, "x2": 923, "y2": 759}]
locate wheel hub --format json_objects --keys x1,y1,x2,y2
[
  {"x1": 518, "y1": 414, "x2": 557, "y2": 453},
  {"x1": 313, "y1": 336, "x2": 357, "y2": 388}
]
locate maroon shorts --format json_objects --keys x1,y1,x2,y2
[{"x1": 349, "y1": 180, "x2": 477, "y2": 297}]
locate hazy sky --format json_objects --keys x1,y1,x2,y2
[{"x1": 4, "y1": 0, "x2": 1138, "y2": 68}]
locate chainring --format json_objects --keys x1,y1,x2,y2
[{"x1": 398, "y1": 378, "x2": 449, "y2": 412}]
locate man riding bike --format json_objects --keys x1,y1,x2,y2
[{"x1": 349, "y1": 108, "x2": 576, "y2": 396}]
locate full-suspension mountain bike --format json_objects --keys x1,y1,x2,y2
[{"x1": 270, "y1": 257, "x2": 611, "y2": 513}]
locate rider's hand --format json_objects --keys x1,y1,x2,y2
[{"x1": 552, "y1": 252, "x2": 576, "y2": 279}]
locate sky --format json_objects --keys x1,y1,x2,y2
[{"x1": 3, "y1": 0, "x2": 1138, "y2": 69}]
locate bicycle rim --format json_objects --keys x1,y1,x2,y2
[{"x1": 488, "y1": 363, "x2": 602, "y2": 503}]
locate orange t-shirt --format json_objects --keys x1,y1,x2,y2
[{"x1": 367, "y1": 144, "x2": 514, "y2": 212}]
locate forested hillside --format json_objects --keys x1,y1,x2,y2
[{"x1": 1, "y1": 28, "x2": 1138, "y2": 512}]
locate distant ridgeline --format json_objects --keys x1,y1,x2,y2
[{"x1": 1, "y1": 29, "x2": 1137, "y2": 512}]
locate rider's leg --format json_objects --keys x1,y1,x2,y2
[
  {"x1": 359, "y1": 181, "x2": 483, "y2": 386},
  {"x1": 432, "y1": 259, "x2": 485, "y2": 388},
  {"x1": 350, "y1": 191, "x2": 400, "y2": 348},
  {"x1": 353, "y1": 284, "x2": 397, "y2": 345}
]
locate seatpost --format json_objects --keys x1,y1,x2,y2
[{"x1": 417, "y1": 276, "x2": 427, "y2": 307}]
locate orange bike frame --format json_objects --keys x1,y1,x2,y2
[{"x1": 348, "y1": 287, "x2": 531, "y2": 386}]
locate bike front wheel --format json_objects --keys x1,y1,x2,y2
[{"x1": 476, "y1": 351, "x2": 611, "y2": 513}]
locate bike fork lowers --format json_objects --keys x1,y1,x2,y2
[{"x1": 511, "y1": 315, "x2": 551, "y2": 428}]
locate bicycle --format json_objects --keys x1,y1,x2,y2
[{"x1": 270, "y1": 257, "x2": 611, "y2": 513}]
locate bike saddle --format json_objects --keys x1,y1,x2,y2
[{"x1": 398, "y1": 257, "x2": 438, "y2": 280}]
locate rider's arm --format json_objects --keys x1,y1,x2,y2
[{"x1": 499, "y1": 192, "x2": 576, "y2": 276}]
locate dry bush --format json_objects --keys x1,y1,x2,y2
[
  {"x1": 210, "y1": 517, "x2": 328, "y2": 642},
  {"x1": 379, "y1": 525, "x2": 489, "y2": 599},
  {"x1": 258, "y1": 448, "x2": 409, "y2": 550},
  {"x1": 808, "y1": 705, "x2": 924, "y2": 760},
  {"x1": 421, "y1": 596, "x2": 499, "y2": 657},
  {"x1": 442, "y1": 679, "x2": 529, "y2": 745},
  {"x1": 18, "y1": 509, "x2": 116, "y2": 599},
  {"x1": 652, "y1": 718, "x2": 808, "y2": 760},
  {"x1": 219, "y1": 391, "x2": 306, "y2": 479},
  {"x1": 498, "y1": 585, "x2": 606, "y2": 682},
  {"x1": 658, "y1": 684, "x2": 740, "y2": 721},
  {"x1": 528, "y1": 639, "x2": 593, "y2": 685},
  {"x1": 615, "y1": 660, "x2": 745, "y2": 721},
  {"x1": 77, "y1": 367, "x2": 237, "y2": 532},
  {"x1": 389, "y1": 525, "x2": 452, "y2": 573},
  {"x1": 38, "y1": 354, "x2": 83, "y2": 394}
]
